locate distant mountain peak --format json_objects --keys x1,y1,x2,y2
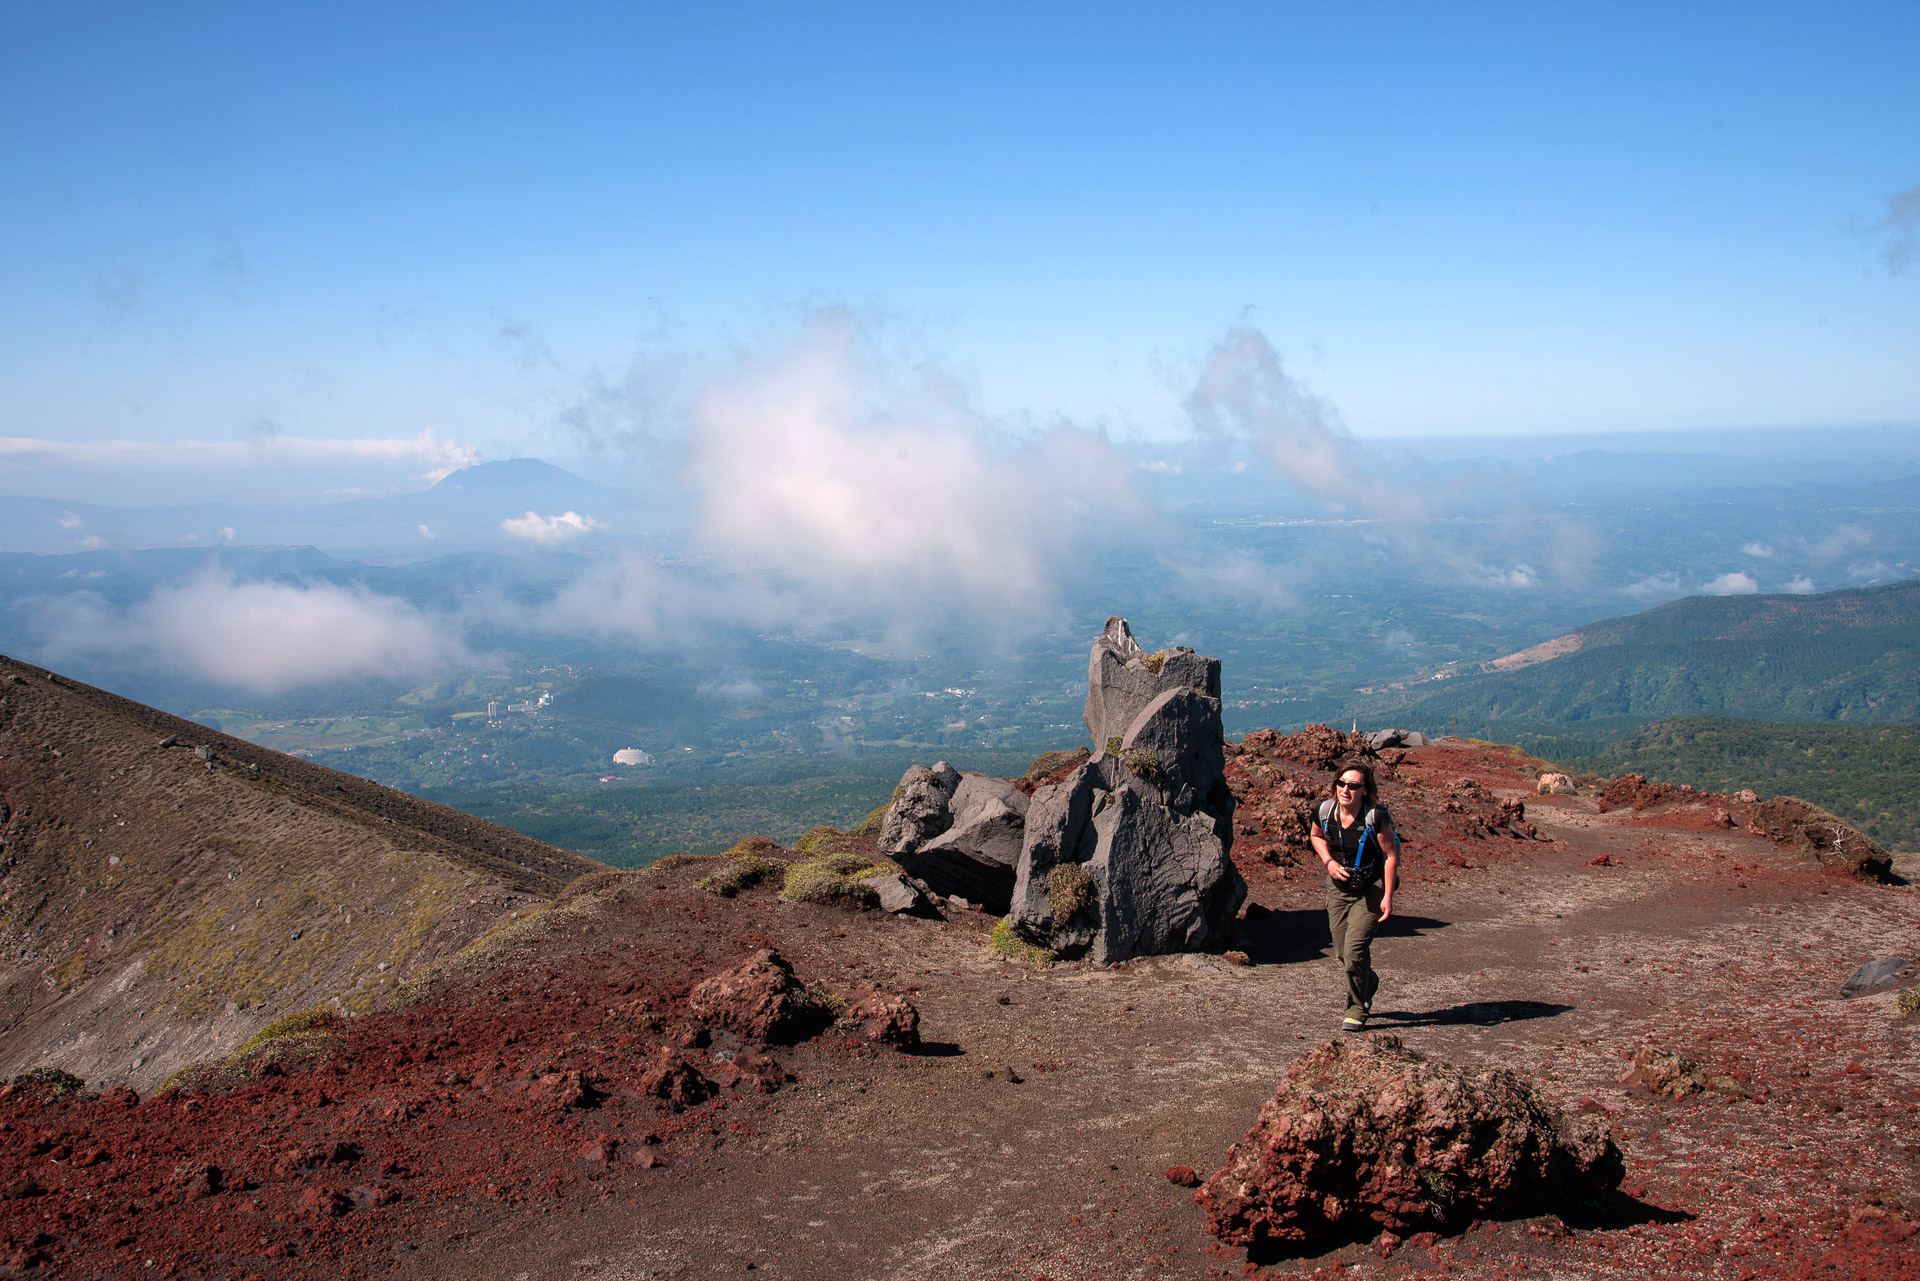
[{"x1": 429, "y1": 458, "x2": 605, "y2": 495}]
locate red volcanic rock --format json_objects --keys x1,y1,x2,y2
[
  {"x1": 1597, "y1": 774, "x2": 1682, "y2": 813},
  {"x1": 579, "y1": 1135, "x2": 619, "y2": 1164},
  {"x1": 1617, "y1": 1047, "x2": 1709, "y2": 1099},
  {"x1": 1238, "y1": 724, "x2": 1369, "y2": 772},
  {"x1": 637, "y1": 1047, "x2": 716, "y2": 1109},
  {"x1": 1165, "y1": 1165, "x2": 1200, "y2": 1187},
  {"x1": 1749, "y1": 797, "x2": 1892, "y2": 880},
  {"x1": 1196, "y1": 1036, "x2": 1620, "y2": 1249},
  {"x1": 688, "y1": 949, "x2": 832, "y2": 1044},
  {"x1": 712, "y1": 1046, "x2": 790, "y2": 1094},
  {"x1": 298, "y1": 1184, "x2": 353, "y2": 1217},
  {"x1": 169, "y1": 1162, "x2": 224, "y2": 1198},
  {"x1": 843, "y1": 990, "x2": 920, "y2": 1050},
  {"x1": 532, "y1": 1069, "x2": 599, "y2": 1111}
]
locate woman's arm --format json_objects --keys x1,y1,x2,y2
[
  {"x1": 1379, "y1": 827, "x2": 1400, "y2": 920},
  {"x1": 1310, "y1": 824, "x2": 1350, "y2": 882}
]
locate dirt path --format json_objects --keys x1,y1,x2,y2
[{"x1": 389, "y1": 760, "x2": 1920, "y2": 1280}]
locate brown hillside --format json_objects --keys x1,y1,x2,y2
[{"x1": 0, "y1": 655, "x2": 604, "y2": 1094}]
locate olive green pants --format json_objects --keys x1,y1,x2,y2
[{"x1": 1326, "y1": 878, "x2": 1384, "y2": 1018}]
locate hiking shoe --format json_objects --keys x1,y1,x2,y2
[{"x1": 1342, "y1": 1013, "x2": 1368, "y2": 1032}]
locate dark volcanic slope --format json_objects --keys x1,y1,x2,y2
[{"x1": 0, "y1": 655, "x2": 604, "y2": 1092}]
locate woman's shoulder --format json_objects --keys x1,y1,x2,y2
[{"x1": 1371, "y1": 802, "x2": 1394, "y2": 825}]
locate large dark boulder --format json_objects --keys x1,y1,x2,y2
[
  {"x1": 879, "y1": 764, "x2": 1029, "y2": 911},
  {"x1": 1010, "y1": 617, "x2": 1241, "y2": 963}
]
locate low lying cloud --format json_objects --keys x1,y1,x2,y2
[
  {"x1": 1702, "y1": 571, "x2": 1760, "y2": 595},
  {"x1": 680, "y1": 313, "x2": 1146, "y2": 628},
  {"x1": 29, "y1": 573, "x2": 467, "y2": 695},
  {"x1": 500, "y1": 510, "x2": 603, "y2": 543},
  {"x1": 1785, "y1": 575, "x2": 1816, "y2": 593},
  {"x1": 1187, "y1": 326, "x2": 1386, "y2": 508},
  {"x1": 0, "y1": 428, "x2": 480, "y2": 483},
  {"x1": 1741, "y1": 541, "x2": 1774, "y2": 557}
]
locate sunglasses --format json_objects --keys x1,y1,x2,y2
[{"x1": 1336, "y1": 779, "x2": 1366, "y2": 790}]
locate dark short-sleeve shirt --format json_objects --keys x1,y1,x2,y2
[{"x1": 1323, "y1": 803, "x2": 1393, "y2": 884}]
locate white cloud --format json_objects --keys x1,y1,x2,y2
[
  {"x1": 500, "y1": 510, "x2": 604, "y2": 543},
  {"x1": 29, "y1": 573, "x2": 467, "y2": 694},
  {"x1": 1621, "y1": 571, "x2": 1686, "y2": 601},
  {"x1": 680, "y1": 313, "x2": 1145, "y2": 625},
  {"x1": 0, "y1": 429, "x2": 480, "y2": 484},
  {"x1": 1187, "y1": 326, "x2": 1383, "y2": 506},
  {"x1": 417, "y1": 524, "x2": 436, "y2": 539},
  {"x1": 57, "y1": 511, "x2": 81, "y2": 530},
  {"x1": 1702, "y1": 571, "x2": 1760, "y2": 595},
  {"x1": 1784, "y1": 575, "x2": 1816, "y2": 593},
  {"x1": 1741, "y1": 542, "x2": 1774, "y2": 557}
]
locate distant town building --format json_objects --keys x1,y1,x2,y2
[
  {"x1": 485, "y1": 701, "x2": 499, "y2": 717},
  {"x1": 613, "y1": 748, "x2": 653, "y2": 766}
]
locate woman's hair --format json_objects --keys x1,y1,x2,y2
[{"x1": 1329, "y1": 759, "x2": 1378, "y2": 809}]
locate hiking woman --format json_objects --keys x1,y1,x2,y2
[{"x1": 1311, "y1": 759, "x2": 1400, "y2": 1032}]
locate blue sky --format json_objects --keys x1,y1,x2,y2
[{"x1": 3, "y1": 1, "x2": 1917, "y2": 481}]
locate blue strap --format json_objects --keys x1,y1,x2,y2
[{"x1": 1321, "y1": 802, "x2": 1377, "y2": 870}]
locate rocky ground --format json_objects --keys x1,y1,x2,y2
[{"x1": 3, "y1": 738, "x2": 1917, "y2": 1280}]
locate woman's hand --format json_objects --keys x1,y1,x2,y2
[
  {"x1": 1378, "y1": 890, "x2": 1393, "y2": 922},
  {"x1": 1325, "y1": 860, "x2": 1351, "y2": 883}
]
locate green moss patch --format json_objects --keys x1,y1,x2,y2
[
  {"x1": 1046, "y1": 863, "x2": 1094, "y2": 923},
  {"x1": 989, "y1": 917, "x2": 1057, "y2": 967},
  {"x1": 781, "y1": 851, "x2": 891, "y2": 909}
]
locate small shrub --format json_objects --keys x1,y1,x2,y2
[
  {"x1": 989, "y1": 917, "x2": 1056, "y2": 967},
  {"x1": 5, "y1": 1067, "x2": 86, "y2": 1099},
  {"x1": 1900, "y1": 988, "x2": 1920, "y2": 1019},
  {"x1": 235, "y1": 1008, "x2": 340, "y2": 1058},
  {"x1": 697, "y1": 854, "x2": 779, "y2": 898},
  {"x1": 1105, "y1": 735, "x2": 1124, "y2": 757},
  {"x1": 1046, "y1": 862, "x2": 1094, "y2": 924},
  {"x1": 1142, "y1": 649, "x2": 1169, "y2": 675},
  {"x1": 781, "y1": 855, "x2": 888, "y2": 910},
  {"x1": 1121, "y1": 748, "x2": 1164, "y2": 788},
  {"x1": 1021, "y1": 747, "x2": 1091, "y2": 785},
  {"x1": 794, "y1": 825, "x2": 844, "y2": 854}
]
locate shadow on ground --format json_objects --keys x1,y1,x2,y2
[
  {"x1": 1369, "y1": 999, "x2": 1573, "y2": 1029},
  {"x1": 1243, "y1": 1195, "x2": 1692, "y2": 1265},
  {"x1": 1236, "y1": 911, "x2": 1450, "y2": 967}
]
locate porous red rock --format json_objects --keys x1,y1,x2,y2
[
  {"x1": 1617, "y1": 1046, "x2": 1710, "y2": 1099},
  {"x1": 843, "y1": 990, "x2": 920, "y2": 1050},
  {"x1": 637, "y1": 1047, "x2": 716, "y2": 1108},
  {"x1": 1238, "y1": 724, "x2": 1370, "y2": 772},
  {"x1": 531, "y1": 1069, "x2": 599, "y2": 1110},
  {"x1": 1748, "y1": 797, "x2": 1892, "y2": 880},
  {"x1": 687, "y1": 948, "x2": 832, "y2": 1044},
  {"x1": 1196, "y1": 1035, "x2": 1621, "y2": 1249}
]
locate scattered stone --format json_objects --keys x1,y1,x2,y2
[
  {"x1": 297, "y1": 1185, "x2": 352, "y2": 1217},
  {"x1": 171, "y1": 1162, "x2": 225, "y2": 1198},
  {"x1": 1165, "y1": 1165, "x2": 1201, "y2": 1187},
  {"x1": 1003, "y1": 1064, "x2": 1025, "y2": 1084},
  {"x1": 1197, "y1": 1035, "x2": 1621, "y2": 1249},
  {"x1": 578, "y1": 1135, "x2": 618, "y2": 1165},
  {"x1": 0, "y1": 1177, "x2": 45, "y2": 1201},
  {"x1": 688, "y1": 949, "x2": 832, "y2": 1044},
  {"x1": 1841, "y1": 957, "x2": 1911, "y2": 998},
  {"x1": 1749, "y1": 797, "x2": 1892, "y2": 880},
  {"x1": 1536, "y1": 773, "x2": 1575, "y2": 795},
  {"x1": 1617, "y1": 1047, "x2": 1710, "y2": 1099},
  {"x1": 842, "y1": 990, "x2": 920, "y2": 1050},
  {"x1": 860, "y1": 873, "x2": 933, "y2": 916},
  {"x1": 1222, "y1": 950, "x2": 1250, "y2": 967},
  {"x1": 637, "y1": 1047, "x2": 716, "y2": 1108},
  {"x1": 157, "y1": 734, "x2": 177, "y2": 748},
  {"x1": 531, "y1": 1069, "x2": 598, "y2": 1110}
]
